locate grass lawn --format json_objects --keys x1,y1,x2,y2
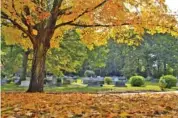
[{"x1": 1, "y1": 80, "x2": 178, "y2": 93}]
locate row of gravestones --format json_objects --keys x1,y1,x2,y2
[
  {"x1": 82, "y1": 76, "x2": 127, "y2": 87},
  {"x1": 1, "y1": 76, "x2": 56, "y2": 87},
  {"x1": 1, "y1": 76, "x2": 126, "y2": 87},
  {"x1": 19, "y1": 76, "x2": 75, "y2": 87},
  {"x1": 1, "y1": 76, "x2": 24, "y2": 85},
  {"x1": 2, "y1": 76, "x2": 178, "y2": 87}
]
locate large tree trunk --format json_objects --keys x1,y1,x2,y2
[
  {"x1": 26, "y1": 4, "x2": 58, "y2": 92},
  {"x1": 27, "y1": 44, "x2": 48, "y2": 92},
  {"x1": 19, "y1": 50, "x2": 30, "y2": 83}
]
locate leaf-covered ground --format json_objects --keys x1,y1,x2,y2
[{"x1": 1, "y1": 93, "x2": 178, "y2": 118}]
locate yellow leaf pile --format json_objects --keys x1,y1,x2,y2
[{"x1": 1, "y1": 93, "x2": 178, "y2": 117}]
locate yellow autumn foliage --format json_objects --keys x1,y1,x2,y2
[
  {"x1": 1, "y1": 0, "x2": 178, "y2": 49},
  {"x1": 1, "y1": 93, "x2": 178, "y2": 117},
  {"x1": 2, "y1": 26, "x2": 33, "y2": 50}
]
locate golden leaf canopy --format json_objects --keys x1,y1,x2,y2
[{"x1": 1, "y1": 0, "x2": 178, "y2": 49}]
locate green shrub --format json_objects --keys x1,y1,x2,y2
[
  {"x1": 104, "y1": 77, "x2": 112, "y2": 85},
  {"x1": 57, "y1": 78, "x2": 62, "y2": 83},
  {"x1": 159, "y1": 79, "x2": 167, "y2": 91},
  {"x1": 84, "y1": 70, "x2": 95, "y2": 77},
  {"x1": 159, "y1": 75, "x2": 177, "y2": 88},
  {"x1": 129, "y1": 76, "x2": 145, "y2": 87}
]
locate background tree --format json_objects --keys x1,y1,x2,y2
[
  {"x1": 46, "y1": 30, "x2": 88, "y2": 76},
  {"x1": 1, "y1": 37, "x2": 23, "y2": 78},
  {"x1": 1, "y1": 35, "x2": 33, "y2": 85},
  {"x1": 80, "y1": 45, "x2": 108, "y2": 76},
  {"x1": 81, "y1": 34, "x2": 178, "y2": 78}
]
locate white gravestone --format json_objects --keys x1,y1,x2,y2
[
  {"x1": 26, "y1": 77, "x2": 31, "y2": 80},
  {"x1": 20, "y1": 80, "x2": 30, "y2": 87}
]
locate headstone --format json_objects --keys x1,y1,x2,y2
[
  {"x1": 97, "y1": 76, "x2": 104, "y2": 81},
  {"x1": 45, "y1": 79, "x2": 53, "y2": 86},
  {"x1": 112, "y1": 76, "x2": 119, "y2": 84},
  {"x1": 52, "y1": 77, "x2": 57, "y2": 85},
  {"x1": 82, "y1": 77, "x2": 89, "y2": 84},
  {"x1": 3, "y1": 77, "x2": 11, "y2": 84},
  {"x1": 26, "y1": 77, "x2": 31, "y2": 81},
  {"x1": 63, "y1": 76, "x2": 74, "y2": 83},
  {"x1": 1, "y1": 79, "x2": 7, "y2": 85},
  {"x1": 115, "y1": 76, "x2": 127, "y2": 87},
  {"x1": 20, "y1": 80, "x2": 30, "y2": 87},
  {"x1": 44, "y1": 75, "x2": 55, "y2": 86},
  {"x1": 87, "y1": 77, "x2": 104, "y2": 87},
  {"x1": 12, "y1": 76, "x2": 20, "y2": 84},
  {"x1": 46, "y1": 76, "x2": 53, "y2": 81},
  {"x1": 72, "y1": 76, "x2": 78, "y2": 80},
  {"x1": 115, "y1": 81, "x2": 126, "y2": 87},
  {"x1": 88, "y1": 81, "x2": 101, "y2": 87},
  {"x1": 14, "y1": 79, "x2": 20, "y2": 84}
]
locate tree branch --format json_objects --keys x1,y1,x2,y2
[
  {"x1": 21, "y1": 13, "x2": 34, "y2": 35},
  {"x1": 44, "y1": 0, "x2": 64, "y2": 30},
  {"x1": 55, "y1": 0, "x2": 108, "y2": 29},
  {"x1": 51, "y1": 0, "x2": 64, "y2": 13},
  {"x1": 66, "y1": 23, "x2": 130, "y2": 27},
  {"x1": 1, "y1": 11, "x2": 35, "y2": 45},
  {"x1": 12, "y1": 0, "x2": 20, "y2": 17},
  {"x1": 11, "y1": 0, "x2": 35, "y2": 38},
  {"x1": 58, "y1": 7, "x2": 72, "y2": 16}
]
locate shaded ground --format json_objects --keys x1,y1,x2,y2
[{"x1": 1, "y1": 92, "x2": 178, "y2": 118}]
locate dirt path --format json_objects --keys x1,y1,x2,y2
[{"x1": 97, "y1": 91, "x2": 178, "y2": 95}]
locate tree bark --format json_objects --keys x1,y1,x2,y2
[
  {"x1": 146, "y1": 59, "x2": 152, "y2": 77},
  {"x1": 27, "y1": 44, "x2": 48, "y2": 92},
  {"x1": 20, "y1": 50, "x2": 30, "y2": 80},
  {"x1": 163, "y1": 61, "x2": 167, "y2": 75}
]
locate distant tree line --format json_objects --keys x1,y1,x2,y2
[{"x1": 1, "y1": 31, "x2": 178, "y2": 80}]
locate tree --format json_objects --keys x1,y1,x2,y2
[
  {"x1": 149, "y1": 34, "x2": 178, "y2": 77},
  {"x1": 120, "y1": 33, "x2": 178, "y2": 78},
  {"x1": 1, "y1": 35, "x2": 32, "y2": 83},
  {"x1": 46, "y1": 30, "x2": 88, "y2": 76},
  {"x1": 1, "y1": 38, "x2": 23, "y2": 78},
  {"x1": 20, "y1": 49, "x2": 31, "y2": 83},
  {"x1": 1, "y1": 0, "x2": 178, "y2": 92},
  {"x1": 81, "y1": 45, "x2": 108, "y2": 76},
  {"x1": 104, "y1": 39, "x2": 132, "y2": 76}
]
